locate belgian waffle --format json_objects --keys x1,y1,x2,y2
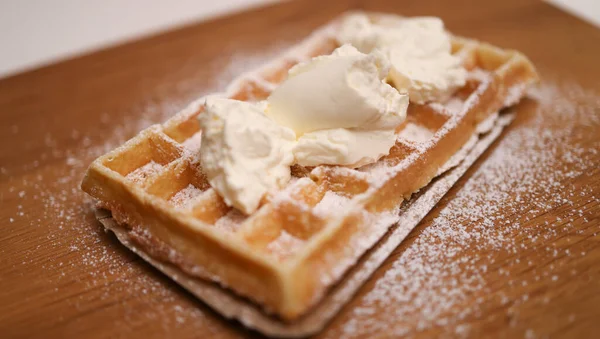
[{"x1": 81, "y1": 11, "x2": 538, "y2": 326}]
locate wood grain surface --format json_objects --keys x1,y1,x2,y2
[{"x1": 1, "y1": 0, "x2": 599, "y2": 338}]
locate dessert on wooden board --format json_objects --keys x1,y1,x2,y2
[{"x1": 81, "y1": 11, "x2": 538, "y2": 337}]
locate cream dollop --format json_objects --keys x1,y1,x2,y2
[
  {"x1": 266, "y1": 45, "x2": 408, "y2": 167},
  {"x1": 293, "y1": 128, "x2": 397, "y2": 167},
  {"x1": 337, "y1": 14, "x2": 467, "y2": 104},
  {"x1": 198, "y1": 98, "x2": 295, "y2": 214},
  {"x1": 198, "y1": 45, "x2": 412, "y2": 213}
]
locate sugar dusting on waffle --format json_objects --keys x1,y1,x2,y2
[
  {"x1": 214, "y1": 209, "x2": 246, "y2": 232},
  {"x1": 169, "y1": 184, "x2": 203, "y2": 209},
  {"x1": 266, "y1": 230, "x2": 306, "y2": 260},
  {"x1": 2, "y1": 30, "x2": 598, "y2": 336},
  {"x1": 0, "y1": 43, "x2": 291, "y2": 333},
  {"x1": 314, "y1": 191, "x2": 352, "y2": 217},
  {"x1": 126, "y1": 161, "x2": 164, "y2": 184},
  {"x1": 181, "y1": 131, "x2": 202, "y2": 153},
  {"x1": 334, "y1": 77, "x2": 600, "y2": 338}
]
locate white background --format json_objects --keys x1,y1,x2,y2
[{"x1": 0, "y1": 0, "x2": 598, "y2": 79}]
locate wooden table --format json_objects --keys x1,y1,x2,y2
[{"x1": 1, "y1": 0, "x2": 599, "y2": 337}]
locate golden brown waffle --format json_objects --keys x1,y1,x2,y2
[{"x1": 81, "y1": 12, "x2": 538, "y2": 321}]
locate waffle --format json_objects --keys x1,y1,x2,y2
[{"x1": 81, "y1": 11, "x2": 538, "y2": 323}]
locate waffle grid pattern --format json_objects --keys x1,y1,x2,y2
[{"x1": 81, "y1": 12, "x2": 538, "y2": 320}]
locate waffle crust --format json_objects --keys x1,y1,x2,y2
[{"x1": 81, "y1": 11, "x2": 538, "y2": 328}]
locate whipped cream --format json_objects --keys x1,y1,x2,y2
[
  {"x1": 198, "y1": 41, "x2": 416, "y2": 213},
  {"x1": 198, "y1": 98, "x2": 295, "y2": 214},
  {"x1": 267, "y1": 45, "x2": 408, "y2": 167},
  {"x1": 293, "y1": 128, "x2": 397, "y2": 167},
  {"x1": 337, "y1": 14, "x2": 467, "y2": 104}
]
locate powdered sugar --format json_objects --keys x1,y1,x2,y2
[
  {"x1": 441, "y1": 97, "x2": 464, "y2": 114},
  {"x1": 333, "y1": 78, "x2": 600, "y2": 337},
  {"x1": 169, "y1": 184, "x2": 203, "y2": 208},
  {"x1": 213, "y1": 42, "x2": 294, "y2": 92},
  {"x1": 1, "y1": 44, "x2": 304, "y2": 333},
  {"x1": 126, "y1": 161, "x2": 164, "y2": 184},
  {"x1": 266, "y1": 230, "x2": 305, "y2": 260},
  {"x1": 213, "y1": 209, "x2": 246, "y2": 232},
  {"x1": 5, "y1": 23, "x2": 598, "y2": 336},
  {"x1": 181, "y1": 131, "x2": 202, "y2": 153},
  {"x1": 314, "y1": 191, "x2": 352, "y2": 217},
  {"x1": 398, "y1": 122, "x2": 434, "y2": 143}
]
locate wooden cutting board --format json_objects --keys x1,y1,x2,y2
[{"x1": 1, "y1": 0, "x2": 599, "y2": 338}]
